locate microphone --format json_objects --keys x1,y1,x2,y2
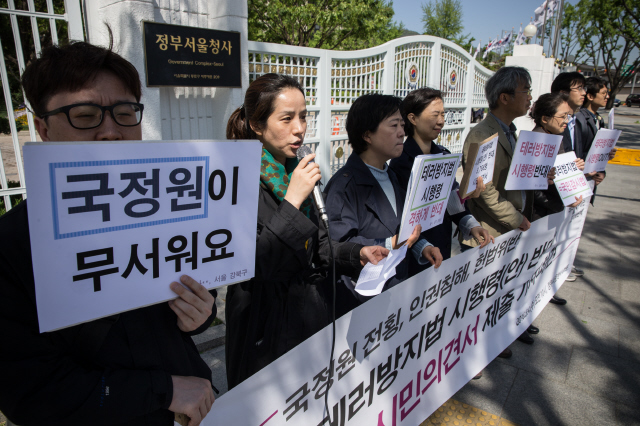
[{"x1": 296, "y1": 145, "x2": 329, "y2": 229}]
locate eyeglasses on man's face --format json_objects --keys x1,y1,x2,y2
[
  {"x1": 512, "y1": 89, "x2": 532, "y2": 96},
  {"x1": 570, "y1": 86, "x2": 586, "y2": 93},
  {"x1": 39, "y1": 102, "x2": 144, "y2": 129}
]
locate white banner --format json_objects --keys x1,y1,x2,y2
[
  {"x1": 505, "y1": 131, "x2": 561, "y2": 190},
  {"x1": 397, "y1": 154, "x2": 460, "y2": 243},
  {"x1": 583, "y1": 128, "x2": 621, "y2": 174},
  {"x1": 554, "y1": 152, "x2": 593, "y2": 206},
  {"x1": 23, "y1": 140, "x2": 262, "y2": 332},
  {"x1": 206, "y1": 200, "x2": 589, "y2": 425}
]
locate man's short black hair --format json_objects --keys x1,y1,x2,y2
[
  {"x1": 551, "y1": 72, "x2": 586, "y2": 93},
  {"x1": 346, "y1": 94, "x2": 402, "y2": 154},
  {"x1": 584, "y1": 77, "x2": 607, "y2": 105},
  {"x1": 22, "y1": 41, "x2": 141, "y2": 117}
]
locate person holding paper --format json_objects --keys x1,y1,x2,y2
[
  {"x1": 224, "y1": 74, "x2": 388, "y2": 388},
  {"x1": 0, "y1": 42, "x2": 217, "y2": 426},
  {"x1": 529, "y1": 92, "x2": 586, "y2": 218},
  {"x1": 390, "y1": 87, "x2": 494, "y2": 271},
  {"x1": 323, "y1": 94, "x2": 437, "y2": 305},
  {"x1": 460, "y1": 66, "x2": 542, "y2": 346},
  {"x1": 576, "y1": 77, "x2": 617, "y2": 190}
]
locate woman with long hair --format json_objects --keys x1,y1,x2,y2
[{"x1": 224, "y1": 74, "x2": 387, "y2": 388}]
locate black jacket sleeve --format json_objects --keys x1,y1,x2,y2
[{"x1": 0, "y1": 203, "x2": 172, "y2": 426}]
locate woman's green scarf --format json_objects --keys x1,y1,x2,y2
[{"x1": 260, "y1": 148, "x2": 313, "y2": 218}]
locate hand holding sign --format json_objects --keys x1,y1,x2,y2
[{"x1": 169, "y1": 275, "x2": 216, "y2": 333}]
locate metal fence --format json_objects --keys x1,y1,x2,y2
[
  {"x1": 247, "y1": 36, "x2": 493, "y2": 184},
  {"x1": 0, "y1": 0, "x2": 83, "y2": 212}
]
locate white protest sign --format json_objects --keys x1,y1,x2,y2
[
  {"x1": 553, "y1": 152, "x2": 593, "y2": 206},
  {"x1": 459, "y1": 133, "x2": 498, "y2": 199},
  {"x1": 583, "y1": 128, "x2": 622, "y2": 174},
  {"x1": 23, "y1": 140, "x2": 262, "y2": 332},
  {"x1": 504, "y1": 130, "x2": 561, "y2": 190},
  {"x1": 355, "y1": 245, "x2": 407, "y2": 296},
  {"x1": 397, "y1": 154, "x2": 460, "y2": 244},
  {"x1": 205, "y1": 199, "x2": 590, "y2": 426},
  {"x1": 608, "y1": 108, "x2": 614, "y2": 130}
]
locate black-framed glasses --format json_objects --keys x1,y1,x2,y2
[{"x1": 40, "y1": 102, "x2": 144, "y2": 129}]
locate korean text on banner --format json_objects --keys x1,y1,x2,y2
[
  {"x1": 504, "y1": 131, "x2": 561, "y2": 191},
  {"x1": 23, "y1": 140, "x2": 262, "y2": 332},
  {"x1": 459, "y1": 133, "x2": 498, "y2": 199},
  {"x1": 583, "y1": 128, "x2": 622, "y2": 174},
  {"x1": 397, "y1": 154, "x2": 460, "y2": 244},
  {"x1": 553, "y1": 152, "x2": 593, "y2": 206},
  {"x1": 205, "y1": 198, "x2": 590, "y2": 426}
]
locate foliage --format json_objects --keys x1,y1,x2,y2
[
  {"x1": 0, "y1": 0, "x2": 69, "y2": 112},
  {"x1": 421, "y1": 0, "x2": 470, "y2": 46},
  {"x1": 0, "y1": 181, "x2": 23, "y2": 217},
  {"x1": 247, "y1": 0, "x2": 404, "y2": 50},
  {"x1": 566, "y1": 0, "x2": 640, "y2": 108}
]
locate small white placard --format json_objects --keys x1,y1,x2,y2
[
  {"x1": 23, "y1": 140, "x2": 262, "y2": 332},
  {"x1": 553, "y1": 152, "x2": 593, "y2": 206},
  {"x1": 461, "y1": 134, "x2": 498, "y2": 198},
  {"x1": 397, "y1": 154, "x2": 460, "y2": 244},
  {"x1": 583, "y1": 128, "x2": 621, "y2": 174},
  {"x1": 504, "y1": 130, "x2": 561, "y2": 190}
]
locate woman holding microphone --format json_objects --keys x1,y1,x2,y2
[{"x1": 224, "y1": 74, "x2": 387, "y2": 388}]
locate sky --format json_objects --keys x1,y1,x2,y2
[{"x1": 392, "y1": 0, "x2": 578, "y2": 48}]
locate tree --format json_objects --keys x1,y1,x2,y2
[
  {"x1": 0, "y1": 0, "x2": 69, "y2": 112},
  {"x1": 421, "y1": 0, "x2": 470, "y2": 46},
  {"x1": 247, "y1": 0, "x2": 404, "y2": 51},
  {"x1": 567, "y1": 0, "x2": 640, "y2": 108}
]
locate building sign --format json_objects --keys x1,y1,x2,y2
[{"x1": 142, "y1": 21, "x2": 241, "y2": 87}]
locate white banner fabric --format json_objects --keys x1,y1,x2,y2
[
  {"x1": 553, "y1": 152, "x2": 593, "y2": 206},
  {"x1": 206, "y1": 200, "x2": 589, "y2": 425},
  {"x1": 397, "y1": 154, "x2": 460, "y2": 244},
  {"x1": 505, "y1": 131, "x2": 561, "y2": 190},
  {"x1": 23, "y1": 140, "x2": 262, "y2": 332},
  {"x1": 583, "y1": 129, "x2": 622, "y2": 174}
]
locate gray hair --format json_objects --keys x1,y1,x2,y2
[{"x1": 485, "y1": 66, "x2": 531, "y2": 110}]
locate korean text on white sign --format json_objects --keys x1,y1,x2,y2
[
  {"x1": 398, "y1": 154, "x2": 460, "y2": 244},
  {"x1": 23, "y1": 140, "x2": 262, "y2": 332},
  {"x1": 583, "y1": 128, "x2": 621, "y2": 174},
  {"x1": 553, "y1": 152, "x2": 593, "y2": 206},
  {"x1": 461, "y1": 134, "x2": 498, "y2": 198},
  {"x1": 504, "y1": 131, "x2": 561, "y2": 191}
]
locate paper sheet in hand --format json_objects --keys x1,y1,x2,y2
[
  {"x1": 505, "y1": 130, "x2": 561, "y2": 190},
  {"x1": 583, "y1": 128, "x2": 621, "y2": 174},
  {"x1": 553, "y1": 152, "x2": 593, "y2": 206},
  {"x1": 397, "y1": 154, "x2": 460, "y2": 244},
  {"x1": 23, "y1": 140, "x2": 261, "y2": 332},
  {"x1": 459, "y1": 133, "x2": 498, "y2": 199},
  {"x1": 354, "y1": 245, "x2": 407, "y2": 296}
]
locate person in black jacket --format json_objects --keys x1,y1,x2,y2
[
  {"x1": 0, "y1": 42, "x2": 217, "y2": 426},
  {"x1": 390, "y1": 87, "x2": 493, "y2": 268},
  {"x1": 224, "y1": 74, "x2": 387, "y2": 389}
]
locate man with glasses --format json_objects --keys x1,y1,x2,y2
[
  {"x1": 0, "y1": 42, "x2": 216, "y2": 426},
  {"x1": 460, "y1": 66, "x2": 540, "y2": 371},
  {"x1": 551, "y1": 72, "x2": 588, "y2": 159}
]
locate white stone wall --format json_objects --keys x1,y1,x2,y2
[
  {"x1": 84, "y1": 0, "x2": 249, "y2": 141},
  {"x1": 506, "y1": 44, "x2": 559, "y2": 133}
]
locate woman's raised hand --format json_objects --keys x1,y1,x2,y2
[{"x1": 284, "y1": 153, "x2": 322, "y2": 209}]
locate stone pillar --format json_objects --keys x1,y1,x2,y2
[
  {"x1": 505, "y1": 44, "x2": 557, "y2": 132},
  {"x1": 84, "y1": 0, "x2": 249, "y2": 141}
]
